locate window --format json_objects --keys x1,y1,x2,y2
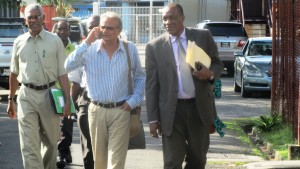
[
  {"x1": 203, "y1": 23, "x2": 247, "y2": 37},
  {"x1": 0, "y1": 25, "x2": 24, "y2": 38}
]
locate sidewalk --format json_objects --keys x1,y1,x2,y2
[
  {"x1": 1, "y1": 82, "x2": 300, "y2": 168},
  {"x1": 0, "y1": 97, "x2": 272, "y2": 169}
]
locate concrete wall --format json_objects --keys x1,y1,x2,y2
[{"x1": 174, "y1": 0, "x2": 231, "y2": 27}]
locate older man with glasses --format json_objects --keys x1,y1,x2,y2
[
  {"x1": 65, "y1": 11, "x2": 145, "y2": 169},
  {"x1": 7, "y1": 3, "x2": 71, "y2": 169},
  {"x1": 68, "y1": 15, "x2": 100, "y2": 169}
]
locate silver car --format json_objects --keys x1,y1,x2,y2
[
  {"x1": 233, "y1": 37, "x2": 272, "y2": 97},
  {"x1": 0, "y1": 18, "x2": 27, "y2": 88},
  {"x1": 195, "y1": 20, "x2": 248, "y2": 75}
]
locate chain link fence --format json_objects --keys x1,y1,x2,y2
[{"x1": 272, "y1": 0, "x2": 300, "y2": 139}]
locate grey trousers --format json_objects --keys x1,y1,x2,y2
[
  {"x1": 77, "y1": 90, "x2": 94, "y2": 169},
  {"x1": 162, "y1": 100, "x2": 210, "y2": 169}
]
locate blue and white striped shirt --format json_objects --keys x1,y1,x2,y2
[{"x1": 64, "y1": 39, "x2": 145, "y2": 109}]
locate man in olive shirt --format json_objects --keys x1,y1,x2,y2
[{"x1": 7, "y1": 3, "x2": 71, "y2": 169}]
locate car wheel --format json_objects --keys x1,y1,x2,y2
[
  {"x1": 241, "y1": 76, "x2": 250, "y2": 97},
  {"x1": 227, "y1": 66, "x2": 234, "y2": 76},
  {"x1": 233, "y1": 70, "x2": 241, "y2": 92}
]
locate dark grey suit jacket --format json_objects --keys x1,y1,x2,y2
[{"x1": 145, "y1": 28, "x2": 222, "y2": 136}]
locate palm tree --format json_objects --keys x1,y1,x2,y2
[{"x1": 37, "y1": 0, "x2": 74, "y2": 17}]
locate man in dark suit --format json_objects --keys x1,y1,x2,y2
[{"x1": 145, "y1": 3, "x2": 222, "y2": 169}]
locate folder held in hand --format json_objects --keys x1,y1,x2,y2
[
  {"x1": 186, "y1": 40, "x2": 211, "y2": 69},
  {"x1": 49, "y1": 88, "x2": 76, "y2": 114}
]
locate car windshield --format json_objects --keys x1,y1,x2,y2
[
  {"x1": 0, "y1": 25, "x2": 24, "y2": 38},
  {"x1": 248, "y1": 41, "x2": 272, "y2": 56},
  {"x1": 203, "y1": 23, "x2": 247, "y2": 37}
]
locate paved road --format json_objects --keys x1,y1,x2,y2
[{"x1": 0, "y1": 77, "x2": 270, "y2": 169}]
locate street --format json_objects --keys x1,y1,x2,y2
[{"x1": 0, "y1": 77, "x2": 270, "y2": 169}]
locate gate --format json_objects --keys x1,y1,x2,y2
[{"x1": 96, "y1": 6, "x2": 165, "y2": 44}]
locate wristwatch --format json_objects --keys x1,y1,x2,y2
[
  {"x1": 208, "y1": 72, "x2": 215, "y2": 84},
  {"x1": 8, "y1": 96, "x2": 13, "y2": 101}
]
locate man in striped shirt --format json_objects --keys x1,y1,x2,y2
[{"x1": 64, "y1": 12, "x2": 145, "y2": 169}]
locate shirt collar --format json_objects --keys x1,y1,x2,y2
[
  {"x1": 170, "y1": 28, "x2": 186, "y2": 43},
  {"x1": 97, "y1": 38, "x2": 123, "y2": 53},
  {"x1": 24, "y1": 28, "x2": 46, "y2": 41},
  {"x1": 66, "y1": 41, "x2": 73, "y2": 50}
]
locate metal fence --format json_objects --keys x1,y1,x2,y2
[
  {"x1": 272, "y1": 0, "x2": 300, "y2": 139},
  {"x1": 97, "y1": 6, "x2": 165, "y2": 44}
]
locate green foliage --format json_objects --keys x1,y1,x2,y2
[
  {"x1": 256, "y1": 113, "x2": 282, "y2": 132},
  {"x1": 260, "y1": 125, "x2": 295, "y2": 160},
  {"x1": 37, "y1": 0, "x2": 74, "y2": 6},
  {"x1": 224, "y1": 120, "x2": 267, "y2": 158},
  {"x1": 37, "y1": 0, "x2": 55, "y2": 5},
  {"x1": 226, "y1": 117, "x2": 295, "y2": 160}
]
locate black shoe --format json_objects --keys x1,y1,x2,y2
[
  {"x1": 56, "y1": 157, "x2": 66, "y2": 169},
  {"x1": 65, "y1": 154, "x2": 72, "y2": 164}
]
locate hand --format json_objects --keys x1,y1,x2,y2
[
  {"x1": 192, "y1": 63, "x2": 213, "y2": 80},
  {"x1": 7, "y1": 100, "x2": 17, "y2": 119},
  {"x1": 149, "y1": 122, "x2": 161, "y2": 138},
  {"x1": 120, "y1": 102, "x2": 131, "y2": 112},
  {"x1": 63, "y1": 100, "x2": 71, "y2": 117},
  {"x1": 85, "y1": 27, "x2": 101, "y2": 45}
]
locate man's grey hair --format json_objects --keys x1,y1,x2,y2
[
  {"x1": 24, "y1": 3, "x2": 44, "y2": 17},
  {"x1": 100, "y1": 11, "x2": 123, "y2": 29}
]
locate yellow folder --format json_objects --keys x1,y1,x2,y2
[{"x1": 186, "y1": 40, "x2": 211, "y2": 69}]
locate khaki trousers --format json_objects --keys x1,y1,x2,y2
[
  {"x1": 17, "y1": 86, "x2": 60, "y2": 169},
  {"x1": 88, "y1": 103, "x2": 130, "y2": 169}
]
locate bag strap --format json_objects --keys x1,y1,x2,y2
[{"x1": 123, "y1": 41, "x2": 133, "y2": 95}]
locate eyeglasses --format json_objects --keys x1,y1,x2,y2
[
  {"x1": 26, "y1": 15, "x2": 42, "y2": 20},
  {"x1": 100, "y1": 26, "x2": 119, "y2": 31}
]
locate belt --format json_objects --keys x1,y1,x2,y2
[
  {"x1": 91, "y1": 100, "x2": 126, "y2": 108},
  {"x1": 23, "y1": 81, "x2": 55, "y2": 90},
  {"x1": 177, "y1": 98, "x2": 196, "y2": 103}
]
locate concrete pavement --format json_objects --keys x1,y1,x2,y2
[
  {"x1": 0, "y1": 97, "x2": 262, "y2": 169},
  {"x1": 2, "y1": 77, "x2": 300, "y2": 169}
]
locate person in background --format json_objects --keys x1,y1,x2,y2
[
  {"x1": 64, "y1": 11, "x2": 145, "y2": 169},
  {"x1": 7, "y1": 3, "x2": 71, "y2": 169},
  {"x1": 68, "y1": 15, "x2": 100, "y2": 169},
  {"x1": 54, "y1": 19, "x2": 75, "y2": 169},
  {"x1": 145, "y1": 3, "x2": 222, "y2": 169}
]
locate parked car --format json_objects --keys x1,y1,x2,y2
[
  {"x1": 0, "y1": 18, "x2": 27, "y2": 88},
  {"x1": 52, "y1": 17, "x2": 88, "y2": 44},
  {"x1": 194, "y1": 20, "x2": 248, "y2": 75},
  {"x1": 233, "y1": 37, "x2": 272, "y2": 97}
]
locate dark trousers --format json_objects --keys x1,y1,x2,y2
[
  {"x1": 58, "y1": 116, "x2": 73, "y2": 157},
  {"x1": 77, "y1": 90, "x2": 94, "y2": 169},
  {"x1": 162, "y1": 100, "x2": 210, "y2": 169}
]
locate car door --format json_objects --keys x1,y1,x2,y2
[{"x1": 235, "y1": 40, "x2": 250, "y2": 86}]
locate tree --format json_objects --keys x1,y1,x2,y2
[{"x1": 37, "y1": 0, "x2": 74, "y2": 17}]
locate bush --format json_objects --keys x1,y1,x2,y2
[{"x1": 256, "y1": 113, "x2": 281, "y2": 132}]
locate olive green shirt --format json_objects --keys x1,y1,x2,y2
[{"x1": 11, "y1": 29, "x2": 68, "y2": 85}]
